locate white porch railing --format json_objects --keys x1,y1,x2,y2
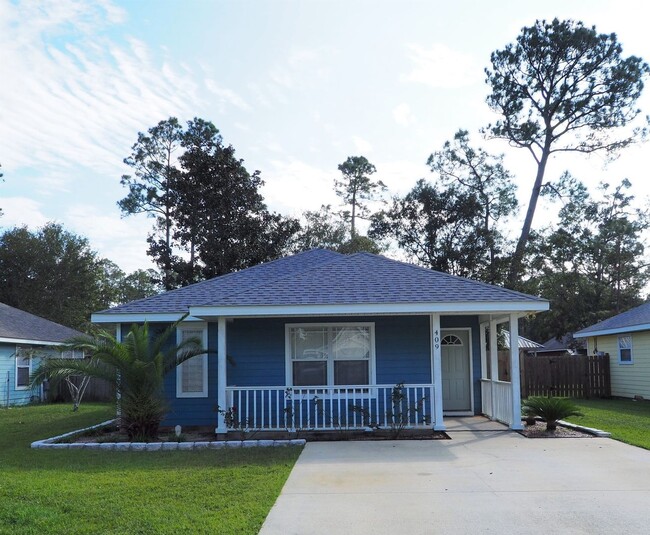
[
  {"x1": 481, "y1": 379, "x2": 513, "y2": 426},
  {"x1": 224, "y1": 384, "x2": 435, "y2": 431}
]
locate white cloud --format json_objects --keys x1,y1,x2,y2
[
  {"x1": 0, "y1": 0, "x2": 202, "y2": 178},
  {"x1": 1, "y1": 197, "x2": 50, "y2": 228},
  {"x1": 262, "y1": 159, "x2": 337, "y2": 216},
  {"x1": 403, "y1": 43, "x2": 481, "y2": 89},
  {"x1": 352, "y1": 136, "x2": 373, "y2": 154},
  {"x1": 205, "y1": 79, "x2": 251, "y2": 111},
  {"x1": 65, "y1": 205, "x2": 153, "y2": 272},
  {"x1": 393, "y1": 103, "x2": 415, "y2": 126}
]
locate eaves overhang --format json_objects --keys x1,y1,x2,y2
[{"x1": 574, "y1": 323, "x2": 650, "y2": 339}]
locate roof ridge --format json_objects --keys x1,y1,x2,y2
[{"x1": 346, "y1": 252, "x2": 546, "y2": 302}]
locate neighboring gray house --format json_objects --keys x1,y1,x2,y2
[
  {"x1": 92, "y1": 250, "x2": 549, "y2": 432},
  {"x1": 575, "y1": 302, "x2": 650, "y2": 399},
  {"x1": 0, "y1": 303, "x2": 82, "y2": 406}
]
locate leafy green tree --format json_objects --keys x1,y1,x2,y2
[
  {"x1": 31, "y1": 320, "x2": 206, "y2": 441},
  {"x1": 292, "y1": 205, "x2": 348, "y2": 252},
  {"x1": 427, "y1": 130, "x2": 517, "y2": 284},
  {"x1": 97, "y1": 260, "x2": 160, "y2": 308},
  {"x1": 336, "y1": 156, "x2": 385, "y2": 238},
  {"x1": 120, "y1": 117, "x2": 299, "y2": 287},
  {"x1": 522, "y1": 177, "x2": 649, "y2": 342},
  {"x1": 485, "y1": 18, "x2": 649, "y2": 285},
  {"x1": 337, "y1": 235, "x2": 383, "y2": 255},
  {"x1": 370, "y1": 179, "x2": 490, "y2": 279},
  {"x1": 0, "y1": 223, "x2": 109, "y2": 330},
  {"x1": 173, "y1": 118, "x2": 299, "y2": 282},
  {"x1": 118, "y1": 118, "x2": 184, "y2": 290},
  {"x1": 120, "y1": 269, "x2": 160, "y2": 303}
]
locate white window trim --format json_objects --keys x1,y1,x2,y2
[
  {"x1": 284, "y1": 322, "x2": 376, "y2": 388},
  {"x1": 618, "y1": 335, "x2": 633, "y2": 365},
  {"x1": 15, "y1": 346, "x2": 32, "y2": 390},
  {"x1": 176, "y1": 322, "x2": 209, "y2": 398}
]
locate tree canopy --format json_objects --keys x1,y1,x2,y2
[
  {"x1": 0, "y1": 223, "x2": 159, "y2": 330},
  {"x1": 485, "y1": 18, "x2": 649, "y2": 285},
  {"x1": 427, "y1": 130, "x2": 517, "y2": 284},
  {"x1": 335, "y1": 155, "x2": 385, "y2": 238},
  {"x1": 522, "y1": 176, "x2": 649, "y2": 343},
  {"x1": 119, "y1": 117, "x2": 299, "y2": 287}
]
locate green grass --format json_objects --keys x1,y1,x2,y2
[
  {"x1": 566, "y1": 398, "x2": 650, "y2": 450},
  {"x1": 0, "y1": 403, "x2": 301, "y2": 534}
]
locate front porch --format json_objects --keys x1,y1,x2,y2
[{"x1": 212, "y1": 313, "x2": 525, "y2": 434}]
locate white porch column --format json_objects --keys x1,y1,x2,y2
[
  {"x1": 430, "y1": 313, "x2": 445, "y2": 431},
  {"x1": 509, "y1": 313, "x2": 523, "y2": 430},
  {"x1": 216, "y1": 317, "x2": 227, "y2": 434},
  {"x1": 489, "y1": 318, "x2": 499, "y2": 420},
  {"x1": 479, "y1": 322, "x2": 488, "y2": 379}
]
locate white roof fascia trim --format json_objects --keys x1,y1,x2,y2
[
  {"x1": 0, "y1": 337, "x2": 64, "y2": 346},
  {"x1": 91, "y1": 313, "x2": 202, "y2": 324},
  {"x1": 574, "y1": 323, "x2": 650, "y2": 338},
  {"x1": 190, "y1": 301, "x2": 549, "y2": 318}
]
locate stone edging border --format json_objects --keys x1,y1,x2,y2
[
  {"x1": 31, "y1": 420, "x2": 307, "y2": 450},
  {"x1": 556, "y1": 419, "x2": 611, "y2": 437}
]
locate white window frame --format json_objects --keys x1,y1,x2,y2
[
  {"x1": 15, "y1": 346, "x2": 32, "y2": 390},
  {"x1": 285, "y1": 322, "x2": 376, "y2": 388},
  {"x1": 618, "y1": 335, "x2": 633, "y2": 365},
  {"x1": 176, "y1": 323, "x2": 209, "y2": 398}
]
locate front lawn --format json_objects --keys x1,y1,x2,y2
[
  {"x1": 0, "y1": 403, "x2": 300, "y2": 534},
  {"x1": 566, "y1": 398, "x2": 650, "y2": 450}
]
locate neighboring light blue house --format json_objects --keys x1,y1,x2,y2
[
  {"x1": 92, "y1": 250, "x2": 549, "y2": 432},
  {"x1": 575, "y1": 302, "x2": 650, "y2": 399},
  {"x1": 0, "y1": 302, "x2": 82, "y2": 407}
]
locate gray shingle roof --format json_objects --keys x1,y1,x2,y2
[
  {"x1": 0, "y1": 303, "x2": 84, "y2": 343},
  {"x1": 96, "y1": 249, "x2": 547, "y2": 316},
  {"x1": 205, "y1": 252, "x2": 547, "y2": 306},
  {"x1": 575, "y1": 302, "x2": 650, "y2": 337}
]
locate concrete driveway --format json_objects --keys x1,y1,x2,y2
[{"x1": 260, "y1": 419, "x2": 650, "y2": 534}]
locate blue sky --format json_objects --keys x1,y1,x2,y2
[{"x1": 1, "y1": 0, "x2": 648, "y2": 272}]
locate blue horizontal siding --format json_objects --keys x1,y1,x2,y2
[
  {"x1": 120, "y1": 315, "x2": 484, "y2": 428},
  {"x1": 0, "y1": 342, "x2": 45, "y2": 407}
]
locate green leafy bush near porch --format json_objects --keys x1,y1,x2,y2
[
  {"x1": 522, "y1": 396, "x2": 583, "y2": 431},
  {"x1": 0, "y1": 403, "x2": 300, "y2": 534}
]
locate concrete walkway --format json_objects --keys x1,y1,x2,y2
[{"x1": 260, "y1": 418, "x2": 650, "y2": 534}]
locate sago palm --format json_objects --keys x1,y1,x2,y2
[
  {"x1": 522, "y1": 396, "x2": 583, "y2": 431},
  {"x1": 32, "y1": 320, "x2": 206, "y2": 441}
]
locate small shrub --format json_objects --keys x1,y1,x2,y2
[{"x1": 522, "y1": 396, "x2": 583, "y2": 431}]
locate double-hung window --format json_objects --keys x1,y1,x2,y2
[
  {"x1": 176, "y1": 324, "x2": 208, "y2": 397},
  {"x1": 15, "y1": 347, "x2": 32, "y2": 390},
  {"x1": 618, "y1": 335, "x2": 633, "y2": 364},
  {"x1": 287, "y1": 324, "x2": 374, "y2": 387}
]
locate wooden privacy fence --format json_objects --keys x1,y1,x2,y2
[
  {"x1": 49, "y1": 376, "x2": 115, "y2": 403},
  {"x1": 521, "y1": 354, "x2": 610, "y2": 399}
]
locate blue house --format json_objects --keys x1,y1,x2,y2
[
  {"x1": 0, "y1": 302, "x2": 82, "y2": 407},
  {"x1": 92, "y1": 250, "x2": 549, "y2": 432}
]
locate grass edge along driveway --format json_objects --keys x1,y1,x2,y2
[
  {"x1": 567, "y1": 398, "x2": 650, "y2": 450},
  {"x1": 0, "y1": 403, "x2": 301, "y2": 535}
]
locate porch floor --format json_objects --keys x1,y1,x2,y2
[{"x1": 443, "y1": 415, "x2": 510, "y2": 432}]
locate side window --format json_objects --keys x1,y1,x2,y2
[
  {"x1": 618, "y1": 335, "x2": 633, "y2": 364},
  {"x1": 176, "y1": 325, "x2": 208, "y2": 397},
  {"x1": 15, "y1": 347, "x2": 32, "y2": 389}
]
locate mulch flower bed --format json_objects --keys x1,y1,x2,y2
[
  {"x1": 62, "y1": 425, "x2": 449, "y2": 443},
  {"x1": 518, "y1": 421, "x2": 594, "y2": 438}
]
